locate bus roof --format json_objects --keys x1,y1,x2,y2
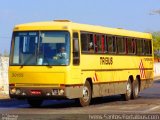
[{"x1": 13, "y1": 20, "x2": 152, "y2": 39}]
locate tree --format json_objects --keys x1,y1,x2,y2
[
  {"x1": 3, "y1": 49, "x2": 9, "y2": 57},
  {"x1": 152, "y1": 32, "x2": 160, "y2": 58}
]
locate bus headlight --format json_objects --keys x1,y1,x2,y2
[
  {"x1": 59, "y1": 89, "x2": 64, "y2": 95},
  {"x1": 46, "y1": 92, "x2": 51, "y2": 96},
  {"x1": 52, "y1": 89, "x2": 64, "y2": 95},
  {"x1": 10, "y1": 88, "x2": 16, "y2": 94}
]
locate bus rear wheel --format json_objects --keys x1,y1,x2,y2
[
  {"x1": 121, "y1": 79, "x2": 132, "y2": 101},
  {"x1": 27, "y1": 99, "x2": 43, "y2": 108},
  {"x1": 78, "y1": 81, "x2": 92, "y2": 107},
  {"x1": 132, "y1": 79, "x2": 139, "y2": 99}
]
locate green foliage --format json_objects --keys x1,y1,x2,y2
[{"x1": 152, "y1": 32, "x2": 160, "y2": 58}]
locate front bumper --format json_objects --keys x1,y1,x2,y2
[{"x1": 9, "y1": 87, "x2": 67, "y2": 99}]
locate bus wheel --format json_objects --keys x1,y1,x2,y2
[
  {"x1": 132, "y1": 79, "x2": 139, "y2": 99},
  {"x1": 79, "y1": 81, "x2": 92, "y2": 107},
  {"x1": 27, "y1": 99, "x2": 43, "y2": 108},
  {"x1": 121, "y1": 79, "x2": 132, "y2": 101}
]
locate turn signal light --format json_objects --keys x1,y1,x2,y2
[{"x1": 9, "y1": 84, "x2": 15, "y2": 87}]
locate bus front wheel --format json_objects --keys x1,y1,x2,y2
[
  {"x1": 78, "y1": 81, "x2": 92, "y2": 107},
  {"x1": 27, "y1": 99, "x2": 43, "y2": 108}
]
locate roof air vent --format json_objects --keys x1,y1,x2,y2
[{"x1": 53, "y1": 19, "x2": 71, "y2": 22}]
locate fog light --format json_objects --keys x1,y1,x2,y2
[
  {"x1": 46, "y1": 92, "x2": 51, "y2": 96},
  {"x1": 10, "y1": 88, "x2": 16, "y2": 94},
  {"x1": 59, "y1": 89, "x2": 64, "y2": 95}
]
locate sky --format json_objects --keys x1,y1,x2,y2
[{"x1": 0, "y1": 0, "x2": 160, "y2": 54}]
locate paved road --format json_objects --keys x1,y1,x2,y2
[{"x1": 0, "y1": 80, "x2": 160, "y2": 119}]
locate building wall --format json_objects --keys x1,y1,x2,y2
[
  {"x1": 154, "y1": 62, "x2": 160, "y2": 77},
  {"x1": 0, "y1": 57, "x2": 9, "y2": 94}
]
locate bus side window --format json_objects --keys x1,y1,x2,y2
[
  {"x1": 108, "y1": 36, "x2": 116, "y2": 53},
  {"x1": 132, "y1": 39, "x2": 136, "y2": 54},
  {"x1": 94, "y1": 34, "x2": 98, "y2": 52},
  {"x1": 96, "y1": 34, "x2": 105, "y2": 53},
  {"x1": 88, "y1": 34, "x2": 94, "y2": 53},
  {"x1": 96, "y1": 34, "x2": 102, "y2": 53},
  {"x1": 81, "y1": 33, "x2": 88, "y2": 52},
  {"x1": 144, "y1": 40, "x2": 152, "y2": 55},
  {"x1": 127, "y1": 38, "x2": 135, "y2": 54},
  {"x1": 149, "y1": 40, "x2": 152, "y2": 55},
  {"x1": 117, "y1": 37, "x2": 125, "y2": 54},
  {"x1": 73, "y1": 32, "x2": 80, "y2": 65},
  {"x1": 102, "y1": 35, "x2": 105, "y2": 53},
  {"x1": 136, "y1": 39, "x2": 143, "y2": 55},
  {"x1": 81, "y1": 33, "x2": 94, "y2": 53},
  {"x1": 105, "y1": 35, "x2": 108, "y2": 53}
]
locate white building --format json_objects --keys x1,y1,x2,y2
[{"x1": 0, "y1": 57, "x2": 9, "y2": 94}]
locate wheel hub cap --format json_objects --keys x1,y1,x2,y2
[{"x1": 82, "y1": 86, "x2": 89, "y2": 102}]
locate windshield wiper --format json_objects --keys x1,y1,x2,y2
[
  {"x1": 43, "y1": 54, "x2": 52, "y2": 68},
  {"x1": 20, "y1": 64, "x2": 24, "y2": 68},
  {"x1": 46, "y1": 59, "x2": 52, "y2": 68}
]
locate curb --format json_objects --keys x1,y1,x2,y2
[
  {"x1": 0, "y1": 94, "x2": 10, "y2": 100},
  {"x1": 154, "y1": 76, "x2": 160, "y2": 81}
]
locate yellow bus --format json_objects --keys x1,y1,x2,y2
[{"x1": 9, "y1": 20, "x2": 154, "y2": 107}]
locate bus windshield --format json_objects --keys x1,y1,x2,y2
[{"x1": 10, "y1": 31, "x2": 70, "y2": 66}]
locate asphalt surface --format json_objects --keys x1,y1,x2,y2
[{"x1": 0, "y1": 80, "x2": 160, "y2": 120}]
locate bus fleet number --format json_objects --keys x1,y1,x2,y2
[{"x1": 12, "y1": 73, "x2": 24, "y2": 77}]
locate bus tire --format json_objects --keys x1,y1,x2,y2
[
  {"x1": 79, "y1": 81, "x2": 92, "y2": 107},
  {"x1": 27, "y1": 99, "x2": 43, "y2": 108},
  {"x1": 121, "y1": 79, "x2": 132, "y2": 101},
  {"x1": 132, "y1": 79, "x2": 139, "y2": 99}
]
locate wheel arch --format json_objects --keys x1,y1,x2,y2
[
  {"x1": 85, "y1": 77, "x2": 93, "y2": 93},
  {"x1": 129, "y1": 75, "x2": 134, "y2": 83}
]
